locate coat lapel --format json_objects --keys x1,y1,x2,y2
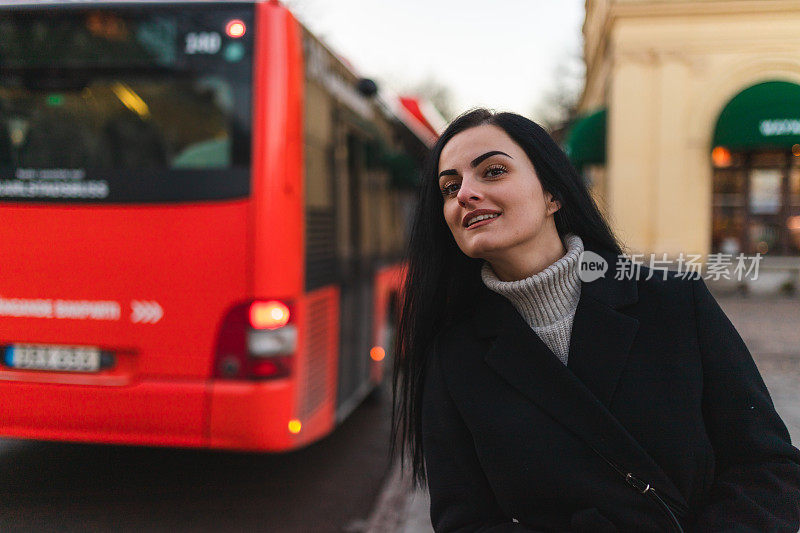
[
  {"x1": 566, "y1": 248, "x2": 638, "y2": 409},
  {"x1": 474, "y1": 245, "x2": 689, "y2": 509}
]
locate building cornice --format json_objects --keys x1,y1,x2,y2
[
  {"x1": 611, "y1": 0, "x2": 800, "y2": 19},
  {"x1": 580, "y1": 0, "x2": 800, "y2": 110}
]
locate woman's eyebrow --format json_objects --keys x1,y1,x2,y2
[
  {"x1": 438, "y1": 150, "x2": 513, "y2": 179},
  {"x1": 471, "y1": 150, "x2": 512, "y2": 167}
]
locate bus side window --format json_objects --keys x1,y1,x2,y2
[
  {"x1": 304, "y1": 81, "x2": 333, "y2": 210},
  {"x1": 304, "y1": 79, "x2": 336, "y2": 291},
  {"x1": 0, "y1": 120, "x2": 11, "y2": 166}
]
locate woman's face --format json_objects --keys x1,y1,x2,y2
[{"x1": 437, "y1": 124, "x2": 560, "y2": 263}]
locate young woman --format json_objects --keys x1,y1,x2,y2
[{"x1": 391, "y1": 108, "x2": 800, "y2": 532}]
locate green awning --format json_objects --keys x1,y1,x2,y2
[
  {"x1": 564, "y1": 108, "x2": 606, "y2": 169},
  {"x1": 713, "y1": 80, "x2": 800, "y2": 150}
]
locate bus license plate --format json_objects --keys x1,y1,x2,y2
[{"x1": 5, "y1": 345, "x2": 101, "y2": 373}]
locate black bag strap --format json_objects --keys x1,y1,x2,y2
[{"x1": 585, "y1": 440, "x2": 687, "y2": 533}]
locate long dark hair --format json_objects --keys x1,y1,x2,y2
[{"x1": 389, "y1": 108, "x2": 626, "y2": 488}]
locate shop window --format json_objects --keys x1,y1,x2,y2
[
  {"x1": 748, "y1": 168, "x2": 782, "y2": 215},
  {"x1": 750, "y1": 150, "x2": 787, "y2": 168},
  {"x1": 711, "y1": 150, "x2": 798, "y2": 256}
]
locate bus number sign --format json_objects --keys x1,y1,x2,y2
[{"x1": 185, "y1": 32, "x2": 222, "y2": 55}]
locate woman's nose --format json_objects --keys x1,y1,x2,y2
[{"x1": 456, "y1": 178, "x2": 481, "y2": 206}]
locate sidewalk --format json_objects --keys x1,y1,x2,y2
[
  {"x1": 364, "y1": 292, "x2": 800, "y2": 532},
  {"x1": 706, "y1": 267, "x2": 800, "y2": 297},
  {"x1": 363, "y1": 462, "x2": 432, "y2": 533}
]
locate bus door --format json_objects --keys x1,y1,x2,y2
[{"x1": 334, "y1": 122, "x2": 374, "y2": 420}]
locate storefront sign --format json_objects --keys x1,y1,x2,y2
[{"x1": 759, "y1": 119, "x2": 800, "y2": 136}]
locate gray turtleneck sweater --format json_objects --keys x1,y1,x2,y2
[{"x1": 481, "y1": 233, "x2": 584, "y2": 365}]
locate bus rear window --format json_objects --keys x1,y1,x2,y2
[{"x1": 0, "y1": 4, "x2": 254, "y2": 203}]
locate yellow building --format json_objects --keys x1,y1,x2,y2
[{"x1": 569, "y1": 0, "x2": 800, "y2": 260}]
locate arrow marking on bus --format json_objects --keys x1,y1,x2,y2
[{"x1": 130, "y1": 301, "x2": 163, "y2": 324}]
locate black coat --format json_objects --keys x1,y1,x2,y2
[{"x1": 421, "y1": 245, "x2": 800, "y2": 532}]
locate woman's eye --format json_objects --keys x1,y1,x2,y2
[
  {"x1": 485, "y1": 165, "x2": 507, "y2": 178},
  {"x1": 441, "y1": 182, "x2": 460, "y2": 196}
]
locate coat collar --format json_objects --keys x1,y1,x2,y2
[{"x1": 470, "y1": 243, "x2": 688, "y2": 509}]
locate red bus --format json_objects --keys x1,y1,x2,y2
[{"x1": 0, "y1": 0, "x2": 430, "y2": 451}]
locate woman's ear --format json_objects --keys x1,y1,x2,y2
[{"x1": 545, "y1": 193, "x2": 562, "y2": 215}]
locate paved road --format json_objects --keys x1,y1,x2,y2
[
  {"x1": 0, "y1": 389, "x2": 395, "y2": 533},
  {"x1": 717, "y1": 295, "x2": 800, "y2": 442}
]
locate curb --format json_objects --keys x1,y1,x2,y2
[{"x1": 361, "y1": 461, "x2": 432, "y2": 533}]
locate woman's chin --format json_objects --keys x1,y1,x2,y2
[{"x1": 459, "y1": 241, "x2": 503, "y2": 261}]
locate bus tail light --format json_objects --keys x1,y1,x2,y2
[
  {"x1": 249, "y1": 300, "x2": 290, "y2": 329},
  {"x1": 248, "y1": 325, "x2": 296, "y2": 355},
  {"x1": 213, "y1": 301, "x2": 295, "y2": 380}
]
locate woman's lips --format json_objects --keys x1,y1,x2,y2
[{"x1": 465, "y1": 214, "x2": 501, "y2": 230}]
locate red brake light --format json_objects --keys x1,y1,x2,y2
[
  {"x1": 249, "y1": 301, "x2": 290, "y2": 330},
  {"x1": 250, "y1": 359, "x2": 281, "y2": 378},
  {"x1": 213, "y1": 301, "x2": 295, "y2": 380}
]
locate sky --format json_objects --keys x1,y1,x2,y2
[{"x1": 282, "y1": 0, "x2": 587, "y2": 123}]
